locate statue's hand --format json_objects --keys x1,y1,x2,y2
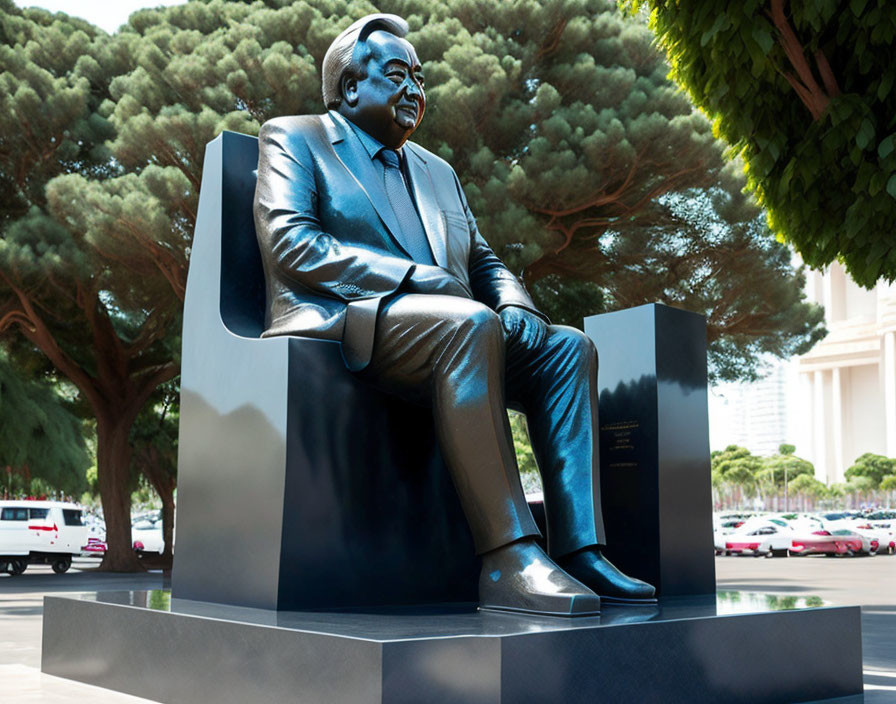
[
  {"x1": 499, "y1": 306, "x2": 548, "y2": 352},
  {"x1": 406, "y1": 265, "x2": 473, "y2": 298}
]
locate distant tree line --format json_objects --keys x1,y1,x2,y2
[{"x1": 712, "y1": 444, "x2": 896, "y2": 510}]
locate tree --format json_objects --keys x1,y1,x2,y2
[
  {"x1": 508, "y1": 410, "x2": 541, "y2": 493},
  {"x1": 0, "y1": 354, "x2": 89, "y2": 497},
  {"x1": 113, "y1": 0, "x2": 822, "y2": 383},
  {"x1": 711, "y1": 445, "x2": 762, "y2": 494},
  {"x1": 626, "y1": 0, "x2": 896, "y2": 287},
  {"x1": 0, "y1": 0, "x2": 825, "y2": 573},
  {"x1": 758, "y1": 450, "x2": 813, "y2": 489},
  {"x1": 130, "y1": 382, "x2": 178, "y2": 561},
  {"x1": 787, "y1": 473, "x2": 826, "y2": 498},
  {"x1": 845, "y1": 452, "x2": 896, "y2": 489},
  {"x1": 0, "y1": 3, "x2": 181, "y2": 569},
  {"x1": 538, "y1": 187, "x2": 825, "y2": 381}
]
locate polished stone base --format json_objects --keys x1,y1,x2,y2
[{"x1": 42, "y1": 592, "x2": 862, "y2": 704}]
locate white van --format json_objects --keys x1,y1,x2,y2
[{"x1": 0, "y1": 500, "x2": 90, "y2": 575}]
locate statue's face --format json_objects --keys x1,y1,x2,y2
[{"x1": 342, "y1": 30, "x2": 425, "y2": 148}]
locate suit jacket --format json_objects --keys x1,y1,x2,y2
[{"x1": 253, "y1": 111, "x2": 544, "y2": 371}]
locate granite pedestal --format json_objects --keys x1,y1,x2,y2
[
  {"x1": 42, "y1": 591, "x2": 863, "y2": 704},
  {"x1": 585, "y1": 305, "x2": 715, "y2": 596}
]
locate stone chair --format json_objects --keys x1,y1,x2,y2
[{"x1": 172, "y1": 132, "x2": 478, "y2": 610}]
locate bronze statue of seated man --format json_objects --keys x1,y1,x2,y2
[{"x1": 253, "y1": 13, "x2": 654, "y2": 616}]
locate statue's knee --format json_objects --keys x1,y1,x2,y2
[
  {"x1": 463, "y1": 304, "x2": 503, "y2": 341},
  {"x1": 553, "y1": 326, "x2": 598, "y2": 368}
]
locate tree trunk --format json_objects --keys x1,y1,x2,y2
[
  {"x1": 141, "y1": 453, "x2": 176, "y2": 563},
  {"x1": 96, "y1": 412, "x2": 143, "y2": 572},
  {"x1": 159, "y1": 481, "x2": 175, "y2": 562}
]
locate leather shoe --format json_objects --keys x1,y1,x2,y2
[
  {"x1": 479, "y1": 539, "x2": 600, "y2": 616},
  {"x1": 557, "y1": 547, "x2": 656, "y2": 604}
]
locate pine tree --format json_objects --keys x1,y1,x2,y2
[
  {"x1": 111, "y1": 0, "x2": 822, "y2": 380},
  {"x1": 0, "y1": 2, "x2": 180, "y2": 569}
]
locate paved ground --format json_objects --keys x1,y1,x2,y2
[
  {"x1": 0, "y1": 555, "x2": 893, "y2": 702},
  {"x1": 716, "y1": 552, "x2": 896, "y2": 702}
]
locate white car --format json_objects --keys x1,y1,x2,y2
[
  {"x1": 714, "y1": 518, "x2": 748, "y2": 554},
  {"x1": 846, "y1": 521, "x2": 891, "y2": 555},
  {"x1": 724, "y1": 519, "x2": 793, "y2": 557},
  {"x1": 132, "y1": 517, "x2": 165, "y2": 555},
  {"x1": 0, "y1": 500, "x2": 90, "y2": 574}
]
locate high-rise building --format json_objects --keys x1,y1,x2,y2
[{"x1": 710, "y1": 363, "x2": 791, "y2": 457}]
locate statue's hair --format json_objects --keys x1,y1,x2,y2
[{"x1": 321, "y1": 14, "x2": 409, "y2": 110}]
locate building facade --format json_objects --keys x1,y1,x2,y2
[{"x1": 792, "y1": 262, "x2": 896, "y2": 483}]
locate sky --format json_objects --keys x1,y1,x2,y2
[{"x1": 13, "y1": 0, "x2": 188, "y2": 33}]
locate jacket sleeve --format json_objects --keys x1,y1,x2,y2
[
  {"x1": 253, "y1": 118, "x2": 415, "y2": 301},
  {"x1": 452, "y1": 171, "x2": 550, "y2": 323}
]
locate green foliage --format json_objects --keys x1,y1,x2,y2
[
  {"x1": 881, "y1": 475, "x2": 896, "y2": 492},
  {"x1": 0, "y1": 354, "x2": 90, "y2": 495},
  {"x1": 787, "y1": 473, "x2": 826, "y2": 498},
  {"x1": 844, "y1": 474, "x2": 876, "y2": 493},
  {"x1": 0, "y1": 3, "x2": 180, "y2": 567},
  {"x1": 109, "y1": 0, "x2": 821, "y2": 383},
  {"x1": 758, "y1": 451, "x2": 813, "y2": 489},
  {"x1": 627, "y1": 0, "x2": 896, "y2": 286},
  {"x1": 711, "y1": 445, "x2": 762, "y2": 494},
  {"x1": 779, "y1": 443, "x2": 796, "y2": 456},
  {"x1": 845, "y1": 452, "x2": 896, "y2": 488},
  {"x1": 712, "y1": 444, "x2": 817, "y2": 496},
  {"x1": 0, "y1": 0, "x2": 830, "y2": 561},
  {"x1": 509, "y1": 410, "x2": 541, "y2": 493}
]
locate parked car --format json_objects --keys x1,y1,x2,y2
[
  {"x1": 714, "y1": 519, "x2": 747, "y2": 554},
  {"x1": 725, "y1": 520, "x2": 792, "y2": 557},
  {"x1": 0, "y1": 500, "x2": 90, "y2": 574},
  {"x1": 790, "y1": 528, "x2": 874, "y2": 556},
  {"x1": 848, "y1": 522, "x2": 891, "y2": 555},
  {"x1": 82, "y1": 537, "x2": 107, "y2": 554},
  {"x1": 132, "y1": 516, "x2": 165, "y2": 555}
]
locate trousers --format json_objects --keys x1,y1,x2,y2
[{"x1": 356, "y1": 294, "x2": 607, "y2": 556}]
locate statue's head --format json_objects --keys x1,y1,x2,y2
[{"x1": 322, "y1": 14, "x2": 425, "y2": 149}]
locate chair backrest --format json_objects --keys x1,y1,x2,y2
[{"x1": 218, "y1": 131, "x2": 266, "y2": 338}]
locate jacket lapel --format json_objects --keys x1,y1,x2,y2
[
  {"x1": 322, "y1": 113, "x2": 408, "y2": 257},
  {"x1": 405, "y1": 146, "x2": 448, "y2": 268}
]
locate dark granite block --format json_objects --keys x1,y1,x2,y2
[
  {"x1": 584, "y1": 304, "x2": 715, "y2": 596},
  {"x1": 42, "y1": 592, "x2": 863, "y2": 704}
]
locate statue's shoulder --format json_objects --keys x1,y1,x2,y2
[
  {"x1": 404, "y1": 141, "x2": 456, "y2": 178},
  {"x1": 258, "y1": 114, "x2": 329, "y2": 146}
]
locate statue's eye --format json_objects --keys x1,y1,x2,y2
[{"x1": 386, "y1": 69, "x2": 406, "y2": 83}]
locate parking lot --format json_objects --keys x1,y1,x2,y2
[{"x1": 1, "y1": 556, "x2": 894, "y2": 702}]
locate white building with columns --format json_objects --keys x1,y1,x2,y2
[{"x1": 791, "y1": 262, "x2": 896, "y2": 484}]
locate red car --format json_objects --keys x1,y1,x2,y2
[
  {"x1": 81, "y1": 537, "x2": 107, "y2": 554},
  {"x1": 790, "y1": 529, "x2": 875, "y2": 556}
]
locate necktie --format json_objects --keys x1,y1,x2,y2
[{"x1": 377, "y1": 149, "x2": 435, "y2": 265}]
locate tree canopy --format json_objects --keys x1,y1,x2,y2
[
  {"x1": 1, "y1": 0, "x2": 830, "y2": 568},
  {"x1": 108, "y1": 0, "x2": 822, "y2": 381},
  {"x1": 0, "y1": 354, "x2": 89, "y2": 496},
  {"x1": 845, "y1": 452, "x2": 896, "y2": 489},
  {"x1": 627, "y1": 0, "x2": 896, "y2": 287},
  {"x1": 0, "y1": 1, "x2": 181, "y2": 568}
]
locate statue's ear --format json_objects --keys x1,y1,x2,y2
[{"x1": 341, "y1": 73, "x2": 359, "y2": 107}]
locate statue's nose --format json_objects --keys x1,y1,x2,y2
[{"x1": 404, "y1": 79, "x2": 423, "y2": 99}]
